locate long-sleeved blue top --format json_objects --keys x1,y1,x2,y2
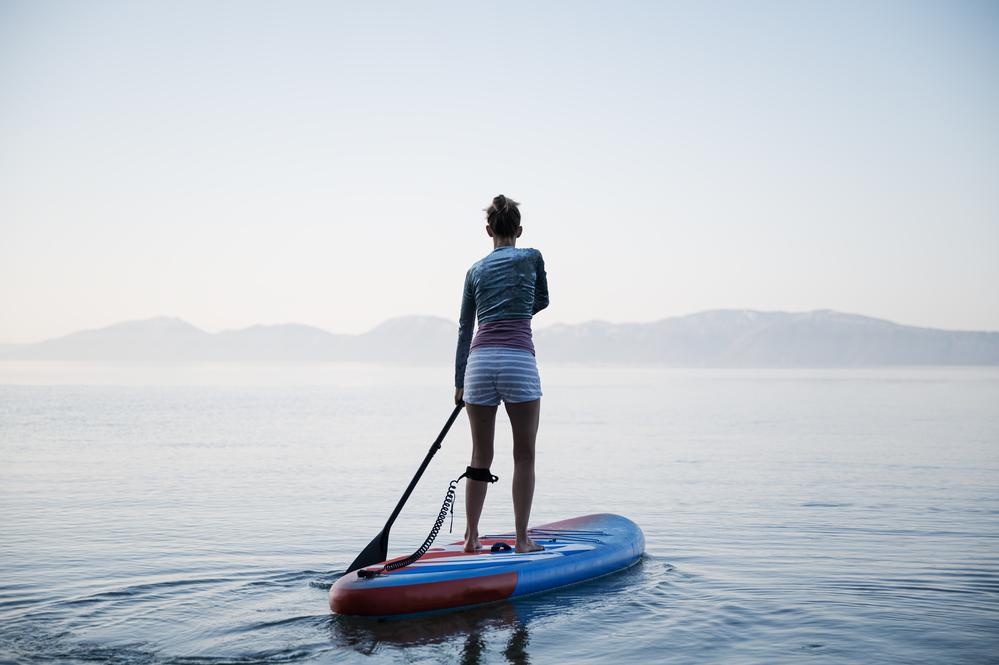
[{"x1": 455, "y1": 246, "x2": 549, "y2": 388}]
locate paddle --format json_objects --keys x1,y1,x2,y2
[{"x1": 345, "y1": 402, "x2": 466, "y2": 574}]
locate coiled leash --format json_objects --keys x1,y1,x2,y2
[{"x1": 356, "y1": 466, "x2": 498, "y2": 579}]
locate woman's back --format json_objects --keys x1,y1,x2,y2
[
  {"x1": 455, "y1": 246, "x2": 548, "y2": 390},
  {"x1": 466, "y1": 246, "x2": 548, "y2": 323}
]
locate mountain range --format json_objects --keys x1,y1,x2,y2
[{"x1": 1, "y1": 310, "x2": 997, "y2": 366}]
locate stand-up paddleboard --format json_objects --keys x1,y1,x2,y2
[{"x1": 331, "y1": 513, "x2": 644, "y2": 617}]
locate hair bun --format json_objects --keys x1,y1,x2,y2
[{"x1": 484, "y1": 194, "x2": 521, "y2": 237}]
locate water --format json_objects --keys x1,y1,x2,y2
[{"x1": 1, "y1": 363, "x2": 997, "y2": 663}]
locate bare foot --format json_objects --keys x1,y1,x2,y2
[
  {"x1": 515, "y1": 537, "x2": 545, "y2": 553},
  {"x1": 464, "y1": 536, "x2": 483, "y2": 553}
]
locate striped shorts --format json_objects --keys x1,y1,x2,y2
[{"x1": 463, "y1": 346, "x2": 543, "y2": 406}]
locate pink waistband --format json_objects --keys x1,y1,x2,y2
[{"x1": 470, "y1": 318, "x2": 535, "y2": 355}]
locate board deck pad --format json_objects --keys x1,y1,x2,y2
[{"x1": 331, "y1": 513, "x2": 644, "y2": 617}]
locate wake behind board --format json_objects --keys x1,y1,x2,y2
[{"x1": 331, "y1": 513, "x2": 644, "y2": 617}]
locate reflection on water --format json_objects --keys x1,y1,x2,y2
[{"x1": 333, "y1": 602, "x2": 529, "y2": 664}]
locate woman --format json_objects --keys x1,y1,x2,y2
[{"x1": 454, "y1": 194, "x2": 549, "y2": 554}]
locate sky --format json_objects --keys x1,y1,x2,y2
[{"x1": 1, "y1": 0, "x2": 997, "y2": 343}]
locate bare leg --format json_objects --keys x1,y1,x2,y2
[
  {"x1": 505, "y1": 399, "x2": 543, "y2": 553},
  {"x1": 464, "y1": 403, "x2": 497, "y2": 552}
]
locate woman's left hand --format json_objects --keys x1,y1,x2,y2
[{"x1": 454, "y1": 388, "x2": 464, "y2": 405}]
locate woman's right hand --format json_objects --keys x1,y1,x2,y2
[{"x1": 454, "y1": 388, "x2": 464, "y2": 405}]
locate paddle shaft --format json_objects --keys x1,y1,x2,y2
[
  {"x1": 382, "y1": 402, "x2": 465, "y2": 532},
  {"x1": 345, "y1": 402, "x2": 465, "y2": 573}
]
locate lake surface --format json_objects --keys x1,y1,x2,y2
[{"x1": 1, "y1": 363, "x2": 997, "y2": 664}]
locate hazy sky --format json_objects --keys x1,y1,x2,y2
[{"x1": 1, "y1": 0, "x2": 997, "y2": 343}]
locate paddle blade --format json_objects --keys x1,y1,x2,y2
[{"x1": 346, "y1": 529, "x2": 389, "y2": 574}]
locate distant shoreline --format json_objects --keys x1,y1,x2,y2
[{"x1": 1, "y1": 310, "x2": 997, "y2": 366}]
